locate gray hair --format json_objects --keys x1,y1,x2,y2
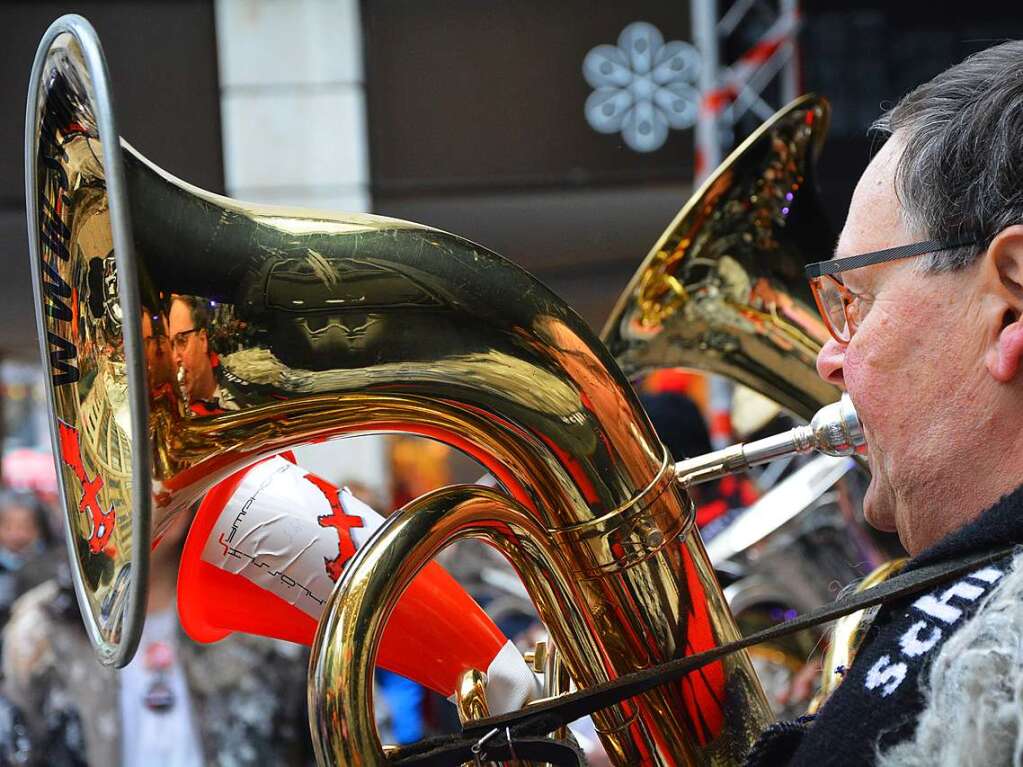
[{"x1": 871, "y1": 41, "x2": 1023, "y2": 272}]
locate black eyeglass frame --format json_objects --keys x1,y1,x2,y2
[
  {"x1": 170, "y1": 327, "x2": 201, "y2": 350},
  {"x1": 804, "y1": 239, "x2": 977, "y2": 279}
]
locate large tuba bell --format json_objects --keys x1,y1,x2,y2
[
  {"x1": 26, "y1": 14, "x2": 523, "y2": 699},
  {"x1": 28, "y1": 15, "x2": 774, "y2": 767},
  {"x1": 603, "y1": 93, "x2": 838, "y2": 420}
]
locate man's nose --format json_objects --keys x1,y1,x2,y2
[{"x1": 816, "y1": 338, "x2": 846, "y2": 387}]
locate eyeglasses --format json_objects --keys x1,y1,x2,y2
[
  {"x1": 804, "y1": 239, "x2": 976, "y2": 344},
  {"x1": 170, "y1": 328, "x2": 200, "y2": 351}
]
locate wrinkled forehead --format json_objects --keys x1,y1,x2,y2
[{"x1": 837, "y1": 136, "x2": 911, "y2": 259}]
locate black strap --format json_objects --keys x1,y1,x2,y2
[
  {"x1": 389, "y1": 733, "x2": 585, "y2": 767},
  {"x1": 390, "y1": 544, "x2": 1015, "y2": 766}
]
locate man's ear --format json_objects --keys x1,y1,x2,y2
[
  {"x1": 982, "y1": 225, "x2": 1023, "y2": 383},
  {"x1": 199, "y1": 328, "x2": 209, "y2": 355}
]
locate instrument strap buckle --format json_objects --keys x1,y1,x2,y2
[{"x1": 471, "y1": 727, "x2": 500, "y2": 766}]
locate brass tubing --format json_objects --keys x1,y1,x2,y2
[
  {"x1": 310, "y1": 485, "x2": 589, "y2": 766},
  {"x1": 312, "y1": 482, "x2": 771, "y2": 766},
  {"x1": 675, "y1": 393, "x2": 866, "y2": 488},
  {"x1": 455, "y1": 669, "x2": 491, "y2": 725}
]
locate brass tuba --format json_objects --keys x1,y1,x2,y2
[{"x1": 28, "y1": 15, "x2": 774, "y2": 766}]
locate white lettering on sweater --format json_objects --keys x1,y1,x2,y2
[
  {"x1": 863, "y1": 565, "x2": 1003, "y2": 697},
  {"x1": 865, "y1": 655, "x2": 907, "y2": 696},
  {"x1": 898, "y1": 621, "x2": 943, "y2": 658},
  {"x1": 967, "y1": 567, "x2": 1003, "y2": 584},
  {"x1": 913, "y1": 582, "x2": 985, "y2": 624}
]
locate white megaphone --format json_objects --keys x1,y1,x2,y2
[{"x1": 178, "y1": 454, "x2": 537, "y2": 703}]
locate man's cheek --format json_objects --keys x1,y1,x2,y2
[
  {"x1": 843, "y1": 345, "x2": 898, "y2": 428},
  {"x1": 841, "y1": 362, "x2": 880, "y2": 430}
]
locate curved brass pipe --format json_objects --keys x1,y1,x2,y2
[
  {"x1": 311, "y1": 485, "x2": 768, "y2": 766},
  {"x1": 310, "y1": 486, "x2": 579, "y2": 765},
  {"x1": 455, "y1": 669, "x2": 491, "y2": 725}
]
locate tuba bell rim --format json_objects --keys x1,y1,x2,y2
[{"x1": 25, "y1": 13, "x2": 151, "y2": 668}]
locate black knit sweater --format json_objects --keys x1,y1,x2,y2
[{"x1": 744, "y1": 482, "x2": 1023, "y2": 766}]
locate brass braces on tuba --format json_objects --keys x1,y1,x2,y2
[{"x1": 26, "y1": 14, "x2": 889, "y2": 767}]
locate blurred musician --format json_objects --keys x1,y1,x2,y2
[
  {"x1": 168, "y1": 295, "x2": 238, "y2": 415},
  {"x1": 2, "y1": 509, "x2": 313, "y2": 766}
]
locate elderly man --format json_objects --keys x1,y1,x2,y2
[{"x1": 745, "y1": 42, "x2": 1023, "y2": 766}]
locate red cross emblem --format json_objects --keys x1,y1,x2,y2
[
  {"x1": 305, "y1": 473, "x2": 364, "y2": 582},
  {"x1": 57, "y1": 420, "x2": 116, "y2": 555}
]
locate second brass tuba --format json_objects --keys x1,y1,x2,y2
[{"x1": 603, "y1": 93, "x2": 839, "y2": 421}]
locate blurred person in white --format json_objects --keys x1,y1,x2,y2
[
  {"x1": 116, "y1": 511, "x2": 202, "y2": 766},
  {"x1": 1, "y1": 506, "x2": 314, "y2": 767}
]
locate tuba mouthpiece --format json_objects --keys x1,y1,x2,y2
[
  {"x1": 805, "y1": 393, "x2": 866, "y2": 457},
  {"x1": 675, "y1": 393, "x2": 867, "y2": 487}
]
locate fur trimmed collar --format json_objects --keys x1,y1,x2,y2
[{"x1": 876, "y1": 549, "x2": 1023, "y2": 766}]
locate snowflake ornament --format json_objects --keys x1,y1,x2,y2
[{"x1": 584, "y1": 21, "x2": 701, "y2": 153}]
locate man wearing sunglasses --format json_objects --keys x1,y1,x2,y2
[{"x1": 746, "y1": 42, "x2": 1023, "y2": 766}]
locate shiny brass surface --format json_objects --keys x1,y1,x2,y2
[
  {"x1": 602, "y1": 95, "x2": 839, "y2": 421},
  {"x1": 312, "y1": 486, "x2": 770, "y2": 766},
  {"x1": 807, "y1": 557, "x2": 908, "y2": 714},
  {"x1": 26, "y1": 19, "x2": 150, "y2": 665},
  {"x1": 455, "y1": 668, "x2": 491, "y2": 725},
  {"x1": 28, "y1": 15, "x2": 771, "y2": 763},
  {"x1": 541, "y1": 640, "x2": 568, "y2": 701},
  {"x1": 540, "y1": 639, "x2": 572, "y2": 754},
  {"x1": 529, "y1": 641, "x2": 547, "y2": 674}
]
